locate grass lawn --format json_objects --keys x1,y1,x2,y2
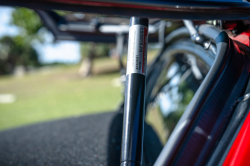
[
  {"x1": 0, "y1": 49, "x2": 159, "y2": 131},
  {"x1": 0, "y1": 59, "x2": 122, "y2": 131}
]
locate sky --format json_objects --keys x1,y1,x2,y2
[{"x1": 0, "y1": 7, "x2": 81, "y2": 64}]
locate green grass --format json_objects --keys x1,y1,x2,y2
[
  {"x1": 0, "y1": 59, "x2": 122, "y2": 131},
  {"x1": 0, "y1": 49, "x2": 159, "y2": 131}
]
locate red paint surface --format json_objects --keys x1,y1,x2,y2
[
  {"x1": 223, "y1": 112, "x2": 250, "y2": 166},
  {"x1": 230, "y1": 31, "x2": 250, "y2": 47}
]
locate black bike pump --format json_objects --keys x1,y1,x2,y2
[{"x1": 121, "y1": 17, "x2": 149, "y2": 166}]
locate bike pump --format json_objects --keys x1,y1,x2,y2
[{"x1": 121, "y1": 17, "x2": 149, "y2": 166}]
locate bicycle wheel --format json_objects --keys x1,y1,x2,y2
[{"x1": 145, "y1": 37, "x2": 215, "y2": 146}]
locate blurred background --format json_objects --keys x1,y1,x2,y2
[{"x1": 0, "y1": 7, "x2": 159, "y2": 134}]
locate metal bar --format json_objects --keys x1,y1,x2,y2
[
  {"x1": 2, "y1": 0, "x2": 250, "y2": 20},
  {"x1": 121, "y1": 17, "x2": 149, "y2": 166}
]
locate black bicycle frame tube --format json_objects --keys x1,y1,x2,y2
[
  {"x1": 154, "y1": 25, "x2": 250, "y2": 166},
  {"x1": 121, "y1": 17, "x2": 149, "y2": 166}
]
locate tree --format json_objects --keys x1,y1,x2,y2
[
  {"x1": 79, "y1": 42, "x2": 110, "y2": 77},
  {"x1": 0, "y1": 7, "x2": 113, "y2": 76},
  {"x1": 0, "y1": 35, "x2": 40, "y2": 75},
  {"x1": 11, "y1": 7, "x2": 44, "y2": 42},
  {"x1": 0, "y1": 8, "x2": 43, "y2": 75}
]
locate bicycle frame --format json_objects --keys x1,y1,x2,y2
[
  {"x1": 1, "y1": 1, "x2": 250, "y2": 166},
  {"x1": 154, "y1": 24, "x2": 250, "y2": 166},
  {"x1": 1, "y1": 0, "x2": 250, "y2": 20}
]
